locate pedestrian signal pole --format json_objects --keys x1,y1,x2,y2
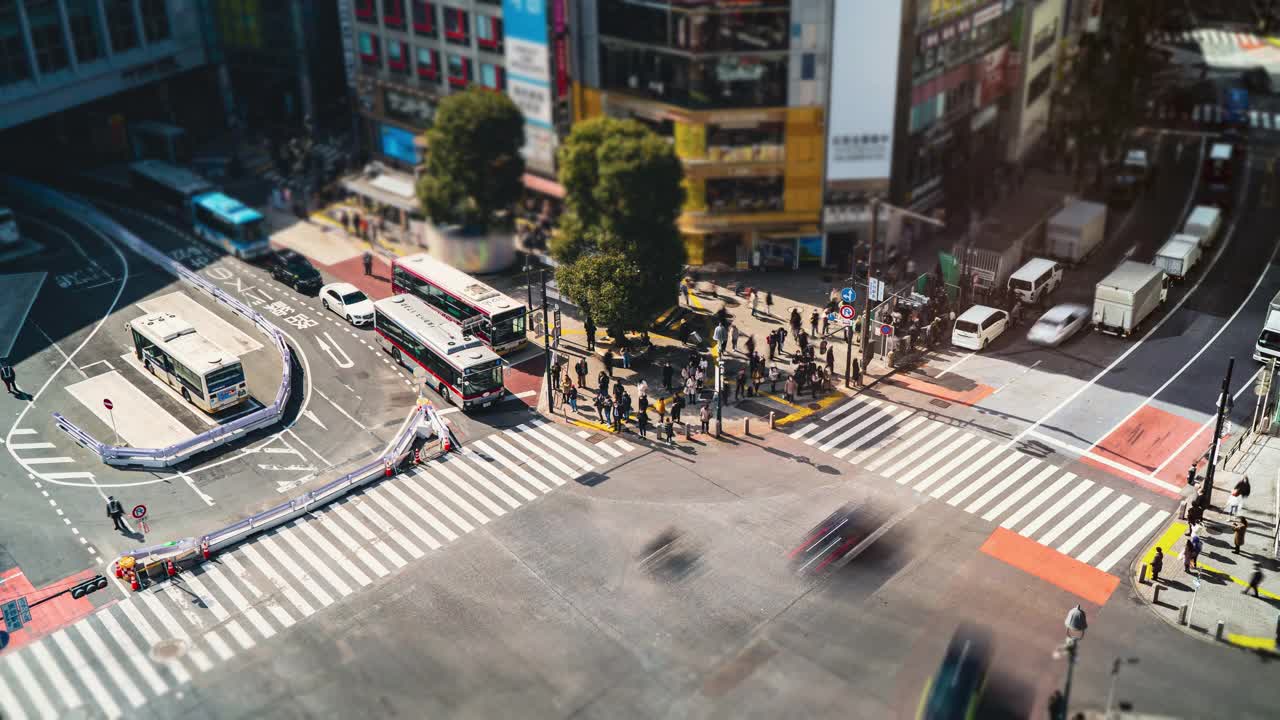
[
  {"x1": 715, "y1": 356, "x2": 724, "y2": 437},
  {"x1": 540, "y1": 269, "x2": 554, "y2": 413},
  {"x1": 1203, "y1": 357, "x2": 1235, "y2": 506}
]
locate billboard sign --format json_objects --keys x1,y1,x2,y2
[
  {"x1": 504, "y1": 0, "x2": 555, "y2": 174},
  {"x1": 826, "y1": 2, "x2": 902, "y2": 182},
  {"x1": 380, "y1": 124, "x2": 420, "y2": 165}
]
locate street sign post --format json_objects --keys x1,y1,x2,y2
[
  {"x1": 840, "y1": 287, "x2": 857, "y2": 304},
  {"x1": 879, "y1": 324, "x2": 894, "y2": 336},
  {"x1": 838, "y1": 304, "x2": 856, "y2": 320},
  {"x1": 869, "y1": 278, "x2": 885, "y2": 302},
  {"x1": 103, "y1": 398, "x2": 119, "y2": 446},
  {"x1": 132, "y1": 504, "x2": 150, "y2": 533}
]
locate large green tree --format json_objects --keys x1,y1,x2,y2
[
  {"x1": 551, "y1": 117, "x2": 686, "y2": 338},
  {"x1": 415, "y1": 88, "x2": 526, "y2": 229}
]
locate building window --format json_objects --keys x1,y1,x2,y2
[
  {"x1": 27, "y1": 0, "x2": 69, "y2": 74},
  {"x1": 800, "y1": 53, "x2": 815, "y2": 80},
  {"x1": 387, "y1": 39, "x2": 409, "y2": 74},
  {"x1": 140, "y1": 0, "x2": 170, "y2": 43},
  {"x1": 106, "y1": 0, "x2": 139, "y2": 53},
  {"x1": 65, "y1": 0, "x2": 104, "y2": 64},
  {"x1": 446, "y1": 53, "x2": 470, "y2": 86},
  {"x1": 416, "y1": 46, "x2": 439, "y2": 81},
  {"x1": 0, "y1": 1, "x2": 30, "y2": 84},
  {"x1": 412, "y1": 1, "x2": 435, "y2": 36},
  {"x1": 359, "y1": 32, "x2": 381, "y2": 68},
  {"x1": 480, "y1": 62, "x2": 503, "y2": 90},
  {"x1": 444, "y1": 7, "x2": 468, "y2": 45},
  {"x1": 355, "y1": 0, "x2": 375, "y2": 22},
  {"x1": 384, "y1": 0, "x2": 406, "y2": 31},
  {"x1": 475, "y1": 14, "x2": 501, "y2": 52}
]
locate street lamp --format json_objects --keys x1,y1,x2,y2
[
  {"x1": 1052, "y1": 604, "x2": 1088, "y2": 720},
  {"x1": 1103, "y1": 657, "x2": 1139, "y2": 719}
]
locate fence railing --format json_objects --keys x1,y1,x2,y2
[{"x1": 3, "y1": 176, "x2": 293, "y2": 468}]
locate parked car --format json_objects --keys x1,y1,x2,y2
[
  {"x1": 268, "y1": 249, "x2": 323, "y2": 294},
  {"x1": 951, "y1": 305, "x2": 1009, "y2": 351},
  {"x1": 320, "y1": 282, "x2": 375, "y2": 325},
  {"x1": 1027, "y1": 304, "x2": 1089, "y2": 347}
]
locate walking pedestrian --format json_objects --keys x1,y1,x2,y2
[
  {"x1": 851, "y1": 356, "x2": 862, "y2": 388},
  {"x1": 638, "y1": 391, "x2": 649, "y2": 419},
  {"x1": 584, "y1": 317, "x2": 597, "y2": 351},
  {"x1": 685, "y1": 375, "x2": 697, "y2": 405},
  {"x1": 784, "y1": 375, "x2": 797, "y2": 403},
  {"x1": 362, "y1": 250, "x2": 374, "y2": 276},
  {"x1": 777, "y1": 327, "x2": 787, "y2": 355},
  {"x1": 603, "y1": 349, "x2": 615, "y2": 377},
  {"x1": 700, "y1": 404, "x2": 711, "y2": 434},
  {"x1": 790, "y1": 308, "x2": 802, "y2": 336},
  {"x1": 551, "y1": 356, "x2": 561, "y2": 392},
  {"x1": 664, "y1": 413, "x2": 676, "y2": 443},
  {"x1": 735, "y1": 369, "x2": 747, "y2": 401},
  {"x1": 695, "y1": 365, "x2": 705, "y2": 391},
  {"x1": 670, "y1": 394, "x2": 684, "y2": 423},
  {"x1": 821, "y1": 311, "x2": 830, "y2": 336},
  {"x1": 622, "y1": 347, "x2": 632, "y2": 369},
  {"x1": 598, "y1": 370, "x2": 610, "y2": 398},
  {"x1": 713, "y1": 322, "x2": 726, "y2": 351},
  {"x1": 1185, "y1": 500, "x2": 1205, "y2": 532},
  {"x1": 0, "y1": 360, "x2": 16, "y2": 395},
  {"x1": 730, "y1": 324, "x2": 740, "y2": 353},
  {"x1": 106, "y1": 496, "x2": 127, "y2": 532},
  {"x1": 638, "y1": 407, "x2": 650, "y2": 438},
  {"x1": 765, "y1": 291, "x2": 774, "y2": 316},
  {"x1": 1188, "y1": 530, "x2": 1203, "y2": 570},
  {"x1": 826, "y1": 346, "x2": 835, "y2": 375},
  {"x1": 751, "y1": 291, "x2": 760, "y2": 317},
  {"x1": 680, "y1": 282, "x2": 689, "y2": 306},
  {"x1": 576, "y1": 357, "x2": 589, "y2": 388},
  {"x1": 1150, "y1": 547, "x2": 1164, "y2": 583},
  {"x1": 1233, "y1": 517, "x2": 1249, "y2": 554},
  {"x1": 810, "y1": 309, "x2": 819, "y2": 336},
  {"x1": 769, "y1": 365, "x2": 780, "y2": 393},
  {"x1": 662, "y1": 361, "x2": 674, "y2": 391},
  {"x1": 566, "y1": 383, "x2": 579, "y2": 414},
  {"x1": 1244, "y1": 563, "x2": 1264, "y2": 596},
  {"x1": 1228, "y1": 475, "x2": 1252, "y2": 515}
]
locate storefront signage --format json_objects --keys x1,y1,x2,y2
[
  {"x1": 922, "y1": 1, "x2": 1003, "y2": 48},
  {"x1": 522, "y1": 125, "x2": 558, "y2": 175},
  {"x1": 554, "y1": 35, "x2": 570, "y2": 98},
  {"x1": 383, "y1": 88, "x2": 436, "y2": 127},
  {"x1": 553, "y1": 0, "x2": 567, "y2": 34},
  {"x1": 380, "y1": 124, "x2": 421, "y2": 165},
  {"x1": 338, "y1": 0, "x2": 356, "y2": 88},
  {"x1": 826, "y1": 1, "x2": 901, "y2": 182},
  {"x1": 509, "y1": 77, "x2": 553, "y2": 126},
  {"x1": 504, "y1": 0, "x2": 555, "y2": 172}
]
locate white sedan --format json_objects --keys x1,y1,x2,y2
[
  {"x1": 320, "y1": 282, "x2": 375, "y2": 326},
  {"x1": 1027, "y1": 303, "x2": 1089, "y2": 347}
]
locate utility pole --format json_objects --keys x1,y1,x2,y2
[
  {"x1": 859, "y1": 197, "x2": 880, "y2": 370},
  {"x1": 715, "y1": 355, "x2": 724, "y2": 437},
  {"x1": 540, "y1": 269, "x2": 554, "y2": 413},
  {"x1": 1203, "y1": 357, "x2": 1235, "y2": 506}
]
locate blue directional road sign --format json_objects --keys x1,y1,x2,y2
[
  {"x1": 840, "y1": 287, "x2": 857, "y2": 303},
  {"x1": 2, "y1": 598, "x2": 31, "y2": 632},
  {"x1": 827, "y1": 313, "x2": 838, "y2": 323}
]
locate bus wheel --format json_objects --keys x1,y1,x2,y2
[
  {"x1": 181, "y1": 387, "x2": 192, "y2": 403},
  {"x1": 392, "y1": 348, "x2": 403, "y2": 367},
  {"x1": 438, "y1": 382, "x2": 450, "y2": 403},
  {"x1": 144, "y1": 360, "x2": 153, "y2": 374}
]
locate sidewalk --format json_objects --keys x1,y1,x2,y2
[{"x1": 1130, "y1": 433, "x2": 1280, "y2": 653}]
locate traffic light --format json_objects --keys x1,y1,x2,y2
[{"x1": 70, "y1": 575, "x2": 109, "y2": 599}]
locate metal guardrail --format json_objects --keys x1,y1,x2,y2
[{"x1": 3, "y1": 176, "x2": 293, "y2": 468}]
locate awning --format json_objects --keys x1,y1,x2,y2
[
  {"x1": 341, "y1": 173, "x2": 420, "y2": 214},
  {"x1": 522, "y1": 173, "x2": 565, "y2": 199}
]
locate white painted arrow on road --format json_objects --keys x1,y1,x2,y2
[{"x1": 317, "y1": 332, "x2": 353, "y2": 369}]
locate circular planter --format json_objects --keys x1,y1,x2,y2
[{"x1": 422, "y1": 221, "x2": 516, "y2": 275}]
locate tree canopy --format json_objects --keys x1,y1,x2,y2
[
  {"x1": 551, "y1": 117, "x2": 686, "y2": 337},
  {"x1": 415, "y1": 88, "x2": 526, "y2": 230}
]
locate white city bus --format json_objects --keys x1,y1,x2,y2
[
  {"x1": 128, "y1": 159, "x2": 215, "y2": 217},
  {"x1": 373, "y1": 295, "x2": 506, "y2": 410},
  {"x1": 128, "y1": 312, "x2": 249, "y2": 413},
  {"x1": 391, "y1": 253, "x2": 528, "y2": 354}
]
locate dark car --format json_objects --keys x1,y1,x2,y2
[
  {"x1": 1106, "y1": 149, "x2": 1154, "y2": 205},
  {"x1": 268, "y1": 249, "x2": 323, "y2": 294},
  {"x1": 916, "y1": 624, "x2": 993, "y2": 720},
  {"x1": 788, "y1": 504, "x2": 866, "y2": 575}
]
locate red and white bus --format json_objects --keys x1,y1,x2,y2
[
  {"x1": 374, "y1": 295, "x2": 506, "y2": 410},
  {"x1": 391, "y1": 253, "x2": 528, "y2": 354}
]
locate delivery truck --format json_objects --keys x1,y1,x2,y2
[
  {"x1": 1152, "y1": 234, "x2": 1202, "y2": 281},
  {"x1": 1046, "y1": 200, "x2": 1108, "y2": 264},
  {"x1": 1254, "y1": 290, "x2": 1280, "y2": 361},
  {"x1": 1093, "y1": 261, "x2": 1169, "y2": 337}
]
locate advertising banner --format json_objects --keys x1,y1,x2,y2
[
  {"x1": 504, "y1": 0, "x2": 555, "y2": 174},
  {"x1": 380, "y1": 125, "x2": 420, "y2": 165},
  {"x1": 826, "y1": 2, "x2": 902, "y2": 182}
]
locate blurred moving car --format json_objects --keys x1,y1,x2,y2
[
  {"x1": 1027, "y1": 304, "x2": 1089, "y2": 347},
  {"x1": 267, "y1": 249, "x2": 323, "y2": 294},
  {"x1": 916, "y1": 623, "x2": 993, "y2": 720},
  {"x1": 320, "y1": 282, "x2": 375, "y2": 325},
  {"x1": 788, "y1": 504, "x2": 864, "y2": 575}
]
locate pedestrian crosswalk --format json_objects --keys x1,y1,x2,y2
[
  {"x1": 0, "y1": 419, "x2": 633, "y2": 720},
  {"x1": 789, "y1": 397, "x2": 1170, "y2": 575}
]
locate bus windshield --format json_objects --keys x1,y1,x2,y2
[
  {"x1": 489, "y1": 308, "x2": 527, "y2": 346},
  {"x1": 206, "y1": 363, "x2": 246, "y2": 393},
  {"x1": 463, "y1": 361, "x2": 504, "y2": 396}
]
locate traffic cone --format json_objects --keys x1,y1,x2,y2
[
  {"x1": 384, "y1": 460, "x2": 393, "y2": 477},
  {"x1": 129, "y1": 570, "x2": 140, "y2": 592},
  {"x1": 200, "y1": 539, "x2": 211, "y2": 561},
  {"x1": 114, "y1": 562, "x2": 123, "y2": 579},
  {"x1": 443, "y1": 436, "x2": 452, "y2": 453},
  {"x1": 166, "y1": 560, "x2": 176, "y2": 577}
]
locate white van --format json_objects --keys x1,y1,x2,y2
[
  {"x1": 0, "y1": 207, "x2": 19, "y2": 246},
  {"x1": 1181, "y1": 206, "x2": 1222, "y2": 248},
  {"x1": 952, "y1": 305, "x2": 1009, "y2": 351},
  {"x1": 1255, "y1": 290, "x2": 1280, "y2": 362},
  {"x1": 1007, "y1": 258, "x2": 1063, "y2": 304}
]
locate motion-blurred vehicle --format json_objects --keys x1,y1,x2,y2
[
  {"x1": 320, "y1": 282, "x2": 374, "y2": 325},
  {"x1": 789, "y1": 504, "x2": 864, "y2": 575},
  {"x1": 267, "y1": 249, "x2": 323, "y2": 294},
  {"x1": 1106, "y1": 149, "x2": 1153, "y2": 205},
  {"x1": 0, "y1": 207, "x2": 19, "y2": 246},
  {"x1": 1027, "y1": 303, "x2": 1089, "y2": 347},
  {"x1": 916, "y1": 624, "x2": 993, "y2": 720}
]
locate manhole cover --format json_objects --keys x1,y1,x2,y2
[
  {"x1": 929, "y1": 399, "x2": 951, "y2": 409},
  {"x1": 150, "y1": 638, "x2": 188, "y2": 661}
]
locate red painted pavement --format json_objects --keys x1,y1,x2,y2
[
  {"x1": 883, "y1": 372, "x2": 996, "y2": 407},
  {"x1": 1082, "y1": 405, "x2": 1204, "y2": 497},
  {"x1": 0, "y1": 567, "x2": 104, "y2": 653},
  {"x1": 979, "y1": 528, "x2": 1120, "y2": 605},
  {"x1": 506, "y1": 354, "x2": 546, "y2": 409},
  {"x1": 318, "y1": 254, "x2": 396, "y2": 302}
]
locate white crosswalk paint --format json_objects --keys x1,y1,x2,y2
[
  {"x1": 594, "y1": 439, "x2": 623, "y2": 458},
  {"x1": 867, "y1": 420, "x2": 946, "y2": 473},
  {"x1": 535, "y1": 420, "x2": 609, "y2": 464},
  {"x1": 275, "y1": 524, "x2": 352, "y2": 598},
  {"x1": 410, "y1": 469, "x2": 487, "y2": 526},
  {"x1": 460, "y1": 448, "x2": 537, "y2": 501},
  {"x1": 849, "y1": 414, "x2": 928, "y2": 465},
  {"x1": 75, "y1": 621, "x2": 146, "y2": 707},
  {"x1": 788, "y1": 422, "x2": 817, "y2": 439},
  {"x1": 8, "y1": 442, "x2": 56, "y2": 450},
  {"x1": 329, "y1": 502, "x2": 408, "y2": 568},
  {"x1": 29, "y1": 638, "x2": 83, "y2": 710},
  {"x1": 136, "y1": 593, "x2": 214, "y2": 672},
  {"x1": 1076, "y1": 502, "x2": 1150, "y2": 564},
  {"x1": 395, "y1": 475, "x2": 472, "y2": 535},
  {"x1": 178, "y1": 572, "x2": 231, "y2": 623},
  {"x1": 831, "y1": 407, "x2": 904, "y2": 459},
  {"x1": 348, "y1": 496, "x2": 428, "y2": 558},
  {"x1": 930, "y1": 444, "x2": 1004, "y2": 498},
  {"x1": 200, "y1": 564, "x2": 279, "y2": 638},
  {"x1": 1037, "y1": 486, "x2": 1112, "y2": 547},
  {"x1": 422, "y1": 465, "x2": 503, "y2": 519},
  {"x1": 883, "y1": 425, "x2": 963, "y2": 479},
  {"x1": 1018, "y1": 478, "x2": 1093, "y2": 537},
  {"x1": 819, "y1": 404, "x2": 890, "y2": 455},
  {"x1": 1097, "y1": 511, "x2": 1170, "y2": 572},
  {"x1": 255, "y1": 533, "x2": 336, "y2": 607},
  {"x1": 432, "y1": 458, "x2": 506, "y2": 515},
  {"x1": 914, "y1": 438, "x2": 990, "y2": 493},
  {"x1": 1058, "y1": 495, "x2": 1130, "y2": 555},
  {"x1": 815, "y1": 401, "x2": 881, "y2": 450},
  {"x1": 483, "y1": 436, "x2": 562, "y2": 487},
  {"x1": 7, "y1": 651, "x2": 59, "y2": 720},
  {"x1": 519, "y1": 424, "x2": 591, "y2": 471},
  {"x1": 946, "y1": 454, "x2": 1023, "y2": 507},
  {"x1": 97, "y1": 605, "x2": 169, "y2": 694},
  {"x1": 116, "y1": 599, "x2": 195, "y2": 683},
  {"x1": 0, "y1": 672, "x2": 30, "y2": 720},
  {"x1": 311, "y1": 509, "x2": 389, "y2": 578},
  {"x1": 363, "y1": 487, "x2": 444, "y2": 550},
  {"x1": 471, "y1": 441, "x2": 552, "y2": 492},
  {"x1": 295, "y1": 519, "x2": 373, "y2": 587},
  {"x1": 50, "y1": 629, "x2": 121, "y2": 719},
  {"x1": 376, "y1": 481, "x2": 455, "y2": 542},
  {"x1": 983, "y1": 465, "x2": 1059, "y2": 523},
  {"x1": 897, "y1": 431, "x2": 972, "y2": 487},
  {"x1": 613, "y1": 439, "x2": 634, "y2": 453},
  {"x1": 965, "y1": 458, "x2": 1041, "y2": 515},
  {"x1": 1000, "y1": 472, "x2": 1076, "y2": 529},
  {"x1": 237, "y1": 542, "x2": 317, "y2": 616},
  {"x1": 806, "y1": 399, "x2": 877, "y2": 445},
  {"x1": 502, "y1": 429, "x2": 579, "y2": 479},
  {"x1": 203, "y1": 631, "x2": 235, "y2": 661}
]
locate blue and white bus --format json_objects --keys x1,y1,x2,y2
[{"x1": 128, "y1": 160, "x2": 269, "y2": 260}]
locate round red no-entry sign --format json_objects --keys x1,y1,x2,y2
[{"x1": 103, "y1": 398, "x2": 113, "y2": 410}]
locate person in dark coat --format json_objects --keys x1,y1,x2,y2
[
  {"x1": 603, "y1": 349, "x2": 615, "y2": 377},
  {"x1": 826, "y1": 346, "x2": 836, "y2": 375},
  {"x1": 735, "y1": 368, "x2": 747, "y2": 401},
  {"x1": 362, "y1": 250, "x2": 373, "y2": 276},
  {"x1": 662, "y1": 361, "x2": 674, "y2": 391},
  {"x1": 576, "y1": 357, "x2": 589, "y2": 388},
  {"x1": 1150, "y1": 547, "x2": 1164, "y2": 583},
  {"x1": 637, "y1": 406, "x2": 650, "y2": 438},
  {"x1": 584, "y1": 317, "x2": 597, "y2": 351},
  {"x1": 1185, "y1": 500, "x2": 1205, "y2": 533},
  {"x1": 0, "y1": 360, "x2": 16, "y2": 394},
  {"x1": 106, "y1": 496, "x2": 127, "y2": 532},
  {"x1": 1245, "y1": 564, "x2": 1264, "y2": 596},
  {"x1": 1232, "y1": 517, "x2": 1249, "y2": 554}
]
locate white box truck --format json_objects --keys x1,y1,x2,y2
[
  {"x1": 1152, "y1": 234, "x2": 1202, "y2": 281},
  {"x1": 1254, "y1": 290, "x2": 1280, "y2": 361},
  {"x1": 1093, "y1": 261, "x2": 1169, "y2": 337},
  {"x1": 1182, "y1": 205, "x2": 1222, "y2": 248},
  {"x1": 1046, "y1": 200, "x2": 1108, "y2": 263}
]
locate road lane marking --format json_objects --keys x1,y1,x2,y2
[
  {"x1": 815, "y1": 401, "x2": 884, "y2": 452},
  {"x1": 294, "y1": 520, "x2": 372, "y2": 588},
  {"x1": 473, "y1": 440, "x2": 553, "y2": 492},
  {"x1": 459, "y1": 449, "x2": 537, "y2": 501},
  {"x1": 116, "y1": 599, "x2": 196, "y2": 682},
  {"x1": 1058, "y1": 495, "x2": 1131, "y2": 555},
  {"x1": 1097, "y1": 510, "x2": 1170, "y2": 572},
  {"x1": 253, "y1": 533, "x2": 335, "y2": 608},
  {"x1": 934, "y1": 351, "x2": 975, "y2": 379},
  {"x1": 75, "y1": 621, "x2": 145, "y2": 707},
  {"x1": 1150, "y1": 369, "x2": 1260, "y2": 478},
  {"x1": 486, "y1": 435, "x2": 564, "y2": 487},
  {"x1": 849, "y1": 414, "x2": 927, "y2": 465},
  {"x1": 328, "y1": 502, "x2": 408, "y2": 569},
  {"x1": 943, "y1": 452, "x2": 1022, "y2": 506},
  {"x1": 1038, "y1": 485, "x2": 1114, "y2": 548},
  {"x1": 380, "y1": 482, "x2": 458, "y2": 542},
  {"x1": 50, "y1": 629, "x2": 121, "y2": 719},
  {"x1": 97, "y1": 606, "x2": 168, "y2": 695},
  {"x1": 237, "y1": 543, "x2": 316, "y2": 617},
  {"x1": 1076, "y1": 502, "x2": 1151, "y2": 564},
  {"x1": 362, "y1": 489, "x2": 443, "y2": 551},
  {"x1": 882, "y1": 425, "x2": 962, "y2": 478},
  {"x1": 1001, "y1": 472, "x2": 1076, "y2": 530},
  {"x1": 914, "y1": 438, "x2": 990, "y2": 493},
  {"x1": 980, "y1": 528, "x2": 1120, "y2": 606},
  {"x1": 28, "y1": 639, "x2": 83, "y2": 710},
  {"x1": 982, "y1": 464, "x2": 1058, "y2": 522},
  {"x1": 1018, "y1": 478, "x2": 1092, "y2": 537},
  {"x1": 833, "y1": 407, "x2": 906, "y2": 459},
  {"x1": 438, "y1": 456, "x2": 519, "y2": 509},
  {"x1": 1027, "y1": 430, "x2": 1182, "y2": 494},
  {"x1": 412, "y1": 469, "x2": 489, "y2": 525},
  {"x1": 275, "y1": 524, "x2": 352, "y2": 598},
  {"x1": 964, "y1": 458, "x2": 1040, "y2": 514},
  {"x1": 928, "y1": 442, "x2": 1003, "y2": 498},
  {"x1": 310, "y1": 509, "x2": 389, "y2": 578},
  {"x1": 808, "y1": 398, "x2": 879, "y2": 447},
  {"x1": 866, "y1": 419, "x2": 944, "y2": 472},
  {"x1": 531, "y1": 419, "x2": 609, "y2": 464},
  {"x1": 897, "y1": 432, "x2": 972, "y2": 487},
  {"x1": 8, "y1": 650, "x2": 60, "y2": 719},
  {"x1": 8, "y1": 442, "x2": 55, "y2": 450},
  {"x1": 0, "y1": 673, "x2": 28, "y2": 720},
  {"x1": 20, "y1": 457, "x2": 73, "y2": 465}
]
